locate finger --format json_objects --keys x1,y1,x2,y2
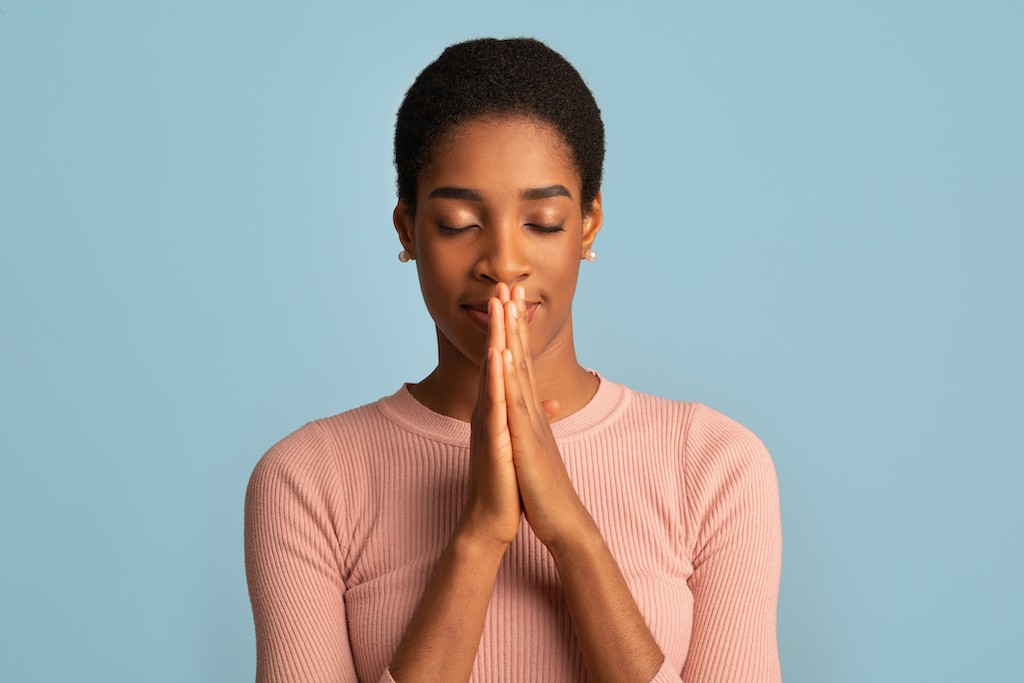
[
  {"x1": 488, "y1": 296, "x2": 506, "y2": 355},
  {"x1": 475, "y1": 297, "x2": 503, "y2": 416},
  {"x1": 514, "y1": 282, "x2": 526, "y2": 312},
  {"x1": 495, "y1": 281, "x2": 511, "y2": 305},
  {"x1": 540, "y1": 399, "x2": 560, "y2": 422},
  {"x1": 504, "y1": 299, "x2": 539, "y2": 416},
  {"x1": 473, "y1": 323, "x2": 490, "y2": 421},
  {"x1": 502, "y1": 348, "x2": 532, "y2": 442},
  {"x1": 486, "y1": 348, "x2": 508, "y2": 436},
  {"x1": 503, "y1": 285, "x2": 548, "y2": 424},
  {"x1": 485, "y1": 298, "x2": 509, "y2": 440},
  {"x1": 512, "y1": 284, "x2": 539, "y2": 395}
]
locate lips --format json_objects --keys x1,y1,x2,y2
[
  {"x1": 461, "y1": 300, "x2": 539, "y2": 331},
  {"x1": 462, "y1": 304, "x2": 491, "y2": 331},
  {"x1": 522, "y1": 302, "x2": 538, "y2": 323}
]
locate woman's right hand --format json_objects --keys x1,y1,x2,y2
[
  {"x1": 461, "y1": 283, "x2": 522, "y2": 546},
  {"x1": 390, "y1": 283, "x2": 520, "y2": 681}
]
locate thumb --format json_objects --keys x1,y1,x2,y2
[{"x1": 540, "y1": 399, "x2": 560, "y2": 422}]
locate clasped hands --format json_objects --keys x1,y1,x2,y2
[{"x1": 463, "y1": 282, "x2": 594, "y2": 552}]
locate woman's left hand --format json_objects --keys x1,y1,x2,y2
[
  {"x1": 499, "y1": 284, "x2": 597, "y2": 550},
  {"x1": 499, "y1": 285, "x2": 668, "y2": 682}
]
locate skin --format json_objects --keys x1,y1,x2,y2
[{"x1": 390, "y1": 115, "x2": 665, "y2": 682}]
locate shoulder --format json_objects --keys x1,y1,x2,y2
[
  {"x1": 247, "y1": 397, "x2": 391, "y2": 495},
  {"x1": 677, "y1": 402, "x2": 780, "y2": 548},
  {"x1": 608, "y1": 378, "x2": 776, "y2": 483},
  {"x1": 682, "y1": 401, "x2": 776, "y2": 480},
  {"x1": 610, "y1": 381, "x2": 693, "y2": 437},
  {"x1": 246, "y1": 419, "x2": 337, "y2": 504}
]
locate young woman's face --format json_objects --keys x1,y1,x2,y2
[{"x1": 394, "y1": 115, "x2": 602, "y2": 367}]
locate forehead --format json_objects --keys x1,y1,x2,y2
[{"x1": 420, "y1": 116, "x2": 580, "y2": 197}]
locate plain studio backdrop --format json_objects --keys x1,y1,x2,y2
[{"x1": 1, "y1": 2, "x2": 1021, "y2": 681}]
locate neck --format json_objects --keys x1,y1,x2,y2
[{"x1": 408, "y1": 320, "x2": 599, "y2": 423}]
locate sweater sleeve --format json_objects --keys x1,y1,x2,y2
[
  {"x1": 679, "y1": 403, "x2": 783, "y2": 683},
  {"x1": 244, "y1": 421, "x2": 393, "y2": 683}
]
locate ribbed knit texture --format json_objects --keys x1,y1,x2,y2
[{"x1": 244, "y1": 374, "x2": 782, "y2": 682}]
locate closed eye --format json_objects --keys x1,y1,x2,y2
[
  {"x1": 437, "y1": 223, "x2": 477, "y2": 235},
  {"x1": 529, "y1": 223, "x2": 565, "y2": 234}
]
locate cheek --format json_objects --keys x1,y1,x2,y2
[
  {"x1": 414, "y1": 251, "x2": 471, "y2": 322},
  {"x1": 416, "y1": 261, "x2": 455, "y2": 302},
  {"x1": 540, "y1": 242, "x2": 582, "y2": 281}
]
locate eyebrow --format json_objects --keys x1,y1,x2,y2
[
  {"x1": 521, "y1": 185, "x2": 573, "y2": 201},
  {"x1": 427, "y1": 187, "x2": 484, "y2": 201},
  {"x1": 426, "y1": 184, "x2": 574, "y2": 202}
]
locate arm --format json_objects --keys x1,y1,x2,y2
[
  {"x1": 388, "y1": 519, "x2": 508, "y2": 681},
  {"x1": 500, "y1": 286, "x2": 666, "y2": 682},
  {"x1": 681, "y1": 404, "x2": 783, "y2": 682},
  {"x1": 244, "y1": 422, "x2": 371, "y2": 682},
  {"x1": 389, "y1": 294, "x2": 523, "y2": 682},
  {"x1": 248, "y1": 293, "x2": 519, "y2": 683},
  {"x1": 546, "y1": 521, "x2": 668, "y2": 682}
]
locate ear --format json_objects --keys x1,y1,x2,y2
[
  {"x1": 581, "y1": 190, "x2": 603, "y2": 256},
  {"x1": 393, "y1": 201, "x2": 416, "y2": 258}
]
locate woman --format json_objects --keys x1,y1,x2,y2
[{"x1": 245, "y1": 37, "x2": 782, "y2": 683}]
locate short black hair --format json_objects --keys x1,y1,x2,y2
[{"x1": 394, "y1": 37, "x2": 604, "y2": 215}]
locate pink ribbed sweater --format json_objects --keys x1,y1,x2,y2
[{"x1": 244, "y1": 374, "x2": 782, "y2": 682}]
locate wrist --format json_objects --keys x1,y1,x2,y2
[
  {"x1": 543, "y1": 511, "x2": 604, "y2": 562},
  {"x1": 454, "y1": 513, "x2": 516, "y2": 559}
]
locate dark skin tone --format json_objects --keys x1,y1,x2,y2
[
  {"x1": 390, "y1": 115, "x2": 664, "y2": 682},
  {"x1": 398, "y1": 116, "x2": 599, "y2": 423}
]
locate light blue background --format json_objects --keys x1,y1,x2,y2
[{"x1": 2, "y1": 1, "x2": 1021, "y2": 681}]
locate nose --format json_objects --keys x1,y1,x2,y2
[{"x1": 471, "y1": 223, "x2": 532, "y2": 286}]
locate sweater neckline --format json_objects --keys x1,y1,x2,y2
[{"x1": 374, "y1": 370, "x2": 630, "y2": 446}]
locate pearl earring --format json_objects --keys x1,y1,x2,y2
[
  {"x1": 584, "y1": 249, "x2": 597, "y2": 262},
  {"x1": 398, "y1": 250, "x2": 413, "y2": 262}
]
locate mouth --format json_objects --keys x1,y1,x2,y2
[{"x1": 461, "y1": 300, "x2": 539, "y2": 331}]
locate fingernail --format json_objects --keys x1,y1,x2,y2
[{"x1": 509, "y1": 301, "x2": 518, "y2": 319}]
